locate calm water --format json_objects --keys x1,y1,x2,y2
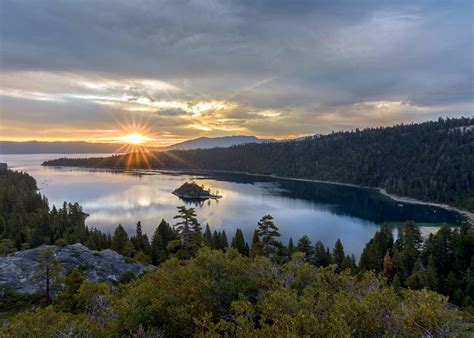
[{"x1": 0, "y1": 154, "x2": 465, "y2": 257}]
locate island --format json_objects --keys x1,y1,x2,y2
[{"x1": 172, "y1": 181, "x2": 222, "y2": 200}]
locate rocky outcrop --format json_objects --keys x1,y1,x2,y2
[{"x1": 0, "y1": 243, "x2": 154, "y2": 294}]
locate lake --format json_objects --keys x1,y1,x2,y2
[{"x1": 0, "y1": 154, "x2": 466, "y2": 257}]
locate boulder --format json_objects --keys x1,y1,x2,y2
[{"x1": 0, "y1": 243, "x2": 154, "y2": 294}]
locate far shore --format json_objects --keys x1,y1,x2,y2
[{"x1": 42, "y1": 162, "x2": 474, "y2": 225}]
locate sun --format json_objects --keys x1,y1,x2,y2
[{"x1": 119, "y1": 133, "x2": 151, "y2": 145}]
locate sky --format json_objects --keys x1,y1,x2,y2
[{"x1": 0, "y1": 0, "x2": 473, "y2": 146}]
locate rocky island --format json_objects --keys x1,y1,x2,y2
[{"x1": 172, "y1": 181, "x2": 222, "y2": 200}]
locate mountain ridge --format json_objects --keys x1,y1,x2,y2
[{"x1": 160, "y1": 135, "x2": 276, "y2": 151}]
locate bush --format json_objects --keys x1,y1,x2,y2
[{"x1": 119, "y1": 271, "x2": 136, "y2": 284}]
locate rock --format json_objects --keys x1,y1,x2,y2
[{"x1": 0, "y1": 243, "x2": 154, "y2": 294}]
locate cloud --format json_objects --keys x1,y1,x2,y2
[{"x1": 0, "y1": 0, "x2": 472, "y2": 143}]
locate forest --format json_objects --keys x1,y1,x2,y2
[
  {"x1": 1, "y1": 167, "x2": 473, "y2": 335},
  {"x1": 44, "y1": 117, "x2": 474, "y2": 212}
]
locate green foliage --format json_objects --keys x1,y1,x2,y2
[
  {"x1": 0, "y1": 288, "x2": 42, "y2": 314},
  {"x1": 54, "y1": 269, "x2": 85, "y2": 313},
  {"x1": 119, "y1": 271, "x2": 136, "y2": 284},
  {"x1": 2, "y1": 306, "x2": 103, "y2": 337},
  {"x1": 111, "y1": 249, "x2": 464, "y2": 337}
]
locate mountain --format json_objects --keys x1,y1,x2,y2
[
  {"x1": 0, "y1": 141, "x2": 124, "y2": 154},
  {"x1": 162, "y1": 135, "x2": 275, "y2": 150}
]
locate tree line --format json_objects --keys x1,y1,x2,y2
[
  {"x1": 44, "y1": 117, "x2": 474, "y2": 212},
  {"x1": 1, "y1": 167, "x2": 473, "y2": 309}
]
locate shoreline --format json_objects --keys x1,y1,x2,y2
[
  {"x1": 378, "y1": 188, "x2": 474, "y2": 225},
  {"x1": 44, "y1": 163, "x2": 474, "y2": 224}
]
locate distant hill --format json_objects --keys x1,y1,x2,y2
[
  {"x1": 0, "y1": 141, "x2": 124, "y2": 154},
  {"x1": 162, "y1": 135, "x2": 275, "y2": 150},
  {"x1": 44, "y1": 117, "x2": 474, "y2": 212}
]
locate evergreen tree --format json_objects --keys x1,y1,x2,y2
[
  {"x1": 112, "y1": 224, "x2": 130, "y2": 256},
  {"x1": 249, "y1": 230, "x2": 262, "y2": 257},
  {"x1": 55, "y1": 269, "x2": 85, "y2": 312},
  {"x1": 220, "y1": 231, "x2": 229, "y2": 250},
  {"x1": 150, "y1": 219, "x2": 175, "y2": 264},
  {"x1": 406, "y1": 258, "x2": 426, "y2": 290},
  {"x1": 231, "y1": 228, "x2": 247, "y2": 255},
  {"x1": 35, "y1": 248, "x2": 63, "y2": 304},
  {"x1": 212, "y1": 230, "x2": 220, "y2": 250},
  {"x1": 359, "y1": 224, "x2": 393, "y2": 272},
  {"x1": 333, "y1": 239, "x2": 345, "y2": 270},
  {"x1": 173, "y1": 206, "x2": 200, "y2": 259},
  {"x1": 256, "y1": 215, "x2": 281, "y2": 258},
  {"x1": 431, "y1": 224, "x2": 454, "y2": 277},
  {"x1": 296, "y1": 235, "x2": 314, "y2": 261},
  {"x1": 203, "y1": 224, "x2": 212, "y2": 248},
  {"x1": 131, "y1": 221, "x2": 145, "y2": 252},
  {"x1": 400, "y1": 221, "x2": 422, "y2": 276},
  {"x1": 314, "y1": 241, "x2": 330, "y2": 267},
  {"x1": 287, "y1": 238, "x2": 295, "y2": 256},
  {"x1": 425, "y1": 255, "x2": 438, "y2": 291}
]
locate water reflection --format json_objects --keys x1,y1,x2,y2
[{"x1": 0, "y1": 154, "x2": 466, "y2": 257}]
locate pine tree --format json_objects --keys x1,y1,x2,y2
[
  {"x1": 256, "y1": 214, "x2": 281, "y2": 258},
  {"x1": 35, "y1": 247, "x2": 63, "y2": 304},
  {"x1": 287, "y1": 238, "x2": 295, "y2": 256},
  {"x1": 314, "y1": 241, "x2": 330, "y2": 267},
  {"x1": 249, "y1": 230, "x2": 262, "y2": 257},
  {"x1": 173, "y1": 206, "x2": 200, "y2": 259},
  {"x1": 112, "y1": 224, "x2": 130, "y2": 255},
  {"x1": 333, "y1": 239, "x2": 345, "y2": 270},
  {"x1": 231, "y1": 229, "x2": 247, "y2": 255},
  {"x1": 400, "y1": 221, "x2": 422, "y2": 276},
  {"x1": 212, "y1": 230, "x2": 220, "y2": 250},
  {"x1": 220, "y1": 231, "x2": 229, "y2": 250},
  {"x1": 131, "y1": 221, "x2": 145, "y2": 251},
  {"x1": 55, "y1": 269, "x2": 84, "y2": 312},
  {"x1": 406, "y1": 257, "x2": 426, "y2": 290},
  {"x1": 425, "y1": 255, "x2": 438, "y2": 291},
  {"x1": 150, "y1": 219, "x2": 175, "y2": 264},
  {"x1": 296, "y1": 235, "x2": 314, "y2": 261},
  {"x1": 203, "y1": 224, "x2": 212, "y2": 248}
]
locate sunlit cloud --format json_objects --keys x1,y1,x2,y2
[{"x1": 0, "y1": 1, "x2": 472, "y2": 143}]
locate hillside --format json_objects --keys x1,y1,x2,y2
[{"x1": 43, "y1": 117, "x2": 474, "y2": 212}]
